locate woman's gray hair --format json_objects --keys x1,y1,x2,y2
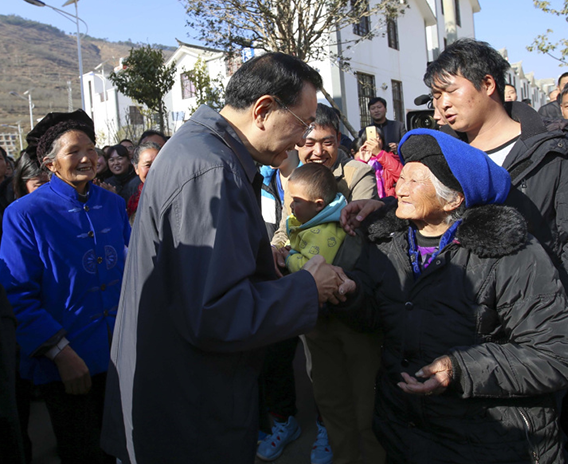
[
  {"x1": 428, "y1": 170, "x2": 465, "y2": 224},
  {"x1": 41, "y1": 136, "x2": 65, "y2": 168},
  {"x1": 132, "y1": 142, "x2": 161, "y2": 165}
]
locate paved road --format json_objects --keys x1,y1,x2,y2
[{"x1": 29, "y1": 344, "x2": 318, "y2": 464}]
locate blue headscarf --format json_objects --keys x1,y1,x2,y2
[{"x1": 398, "y1": 128, "x2": 511, "y2": 208}]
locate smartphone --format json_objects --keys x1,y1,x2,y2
[{"x1": 365, "y1": 125, "x2": 377, "y2": 141}]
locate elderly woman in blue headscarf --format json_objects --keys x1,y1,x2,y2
[
  {"x1": 0, "y1": 110, "x2": 130, "y2": 464},
  {"x1": 334, "y1": 129, "x2": 568, "y2": 463}
]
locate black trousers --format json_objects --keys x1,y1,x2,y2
[
  {"x1": 259, "y1": 337, "x2": 299, "y2": 421},
  {"x1": 39, "y1": 372, "x2": 114, "y2": 464}
]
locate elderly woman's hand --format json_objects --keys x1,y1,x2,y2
[
  {"x1": 340, "y1": 199, "x2": 385, "y2": 236},
  {"x1": 54, "y1": 345, "x2": 92, "y2": 395},
  {"x1": 397, "y1": 355, "x2": 453, "y2": 396}
]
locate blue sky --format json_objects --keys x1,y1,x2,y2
[{"x1": 3, "y1": 0, "x2": 567, "y2": 81}]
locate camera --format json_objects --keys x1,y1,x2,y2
[{"x1": 406, "y1": 94, "x2": 439, "y2": 131}]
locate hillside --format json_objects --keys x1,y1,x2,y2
[{"x1": 0, "y1": 14, "x2": 174, "y2": 141}]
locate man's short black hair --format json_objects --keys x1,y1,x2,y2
[
  {"x1": 368, "y1": 97, "x2": 387, "y2": 109},
  {"x1": 289, "y1": 163, "x2": 337, "y2": 206},
  {"x1": 0, "y1": 146, "x2": 7, "y2": 162},
  {"x1": 138, "y1": 130, "x2": 167, "y2": 146},
  {"x1": 424, "y1": 38, "x2": 510, "y2": 103},
  {"x1": 119, "y1": 138, "x2": 134, "y2": 145},
  {"x1": 314, "y1": 103, "x2": 340, "y2": 135},
  {"x1": 560, "y1": 84, "x2": 568, "y2": 102},
  {"x1": 224, "y1": 52, "x2": 322, "y2": 109},
  {"x1": 505, "y1": 83, "x2": 515, "y2": 90},
  {"x1": 558, "y1": 72, "x2": 568, "y2": 87}
]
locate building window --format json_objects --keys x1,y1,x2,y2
[
  {"x1": 391, "y1": 80, "x2": 404, "y2": 123},
  {"x1": 129, "y1": 106, "x2": 143, "y2": 125},
  {"x1": 356, "y1": 72, "x2": 376, "y2": 129},
  {"x1": 181, "y1": 72, "x2": 196, "y2": 100},
  {"x1": 387, "y1": 18, "x2": 399, "y2": 50},
  {"x1": 454, "y1": 0, "x2": 461, "y2": 27},
  {"x1": 352, "y1": 0, "x2": 370, "y2": 36}
]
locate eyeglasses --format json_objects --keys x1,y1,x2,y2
[{"x1": 272, "y1": 96, "x2": 315, "y2": 139}]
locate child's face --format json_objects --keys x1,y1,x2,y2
[
  {"x1": 561, "y1": 93, "x2": 568, "y2": 120},
  {"x1": 288, "y1": 181, "x2": 324, "y2": 224}
]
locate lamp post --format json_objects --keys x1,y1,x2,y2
[
  {"x1": 10, "y1": 90, "x2": 34, "y2": 130},
  {"x1": 23, "y1": 0, "x2": 86, "y2": 110}
]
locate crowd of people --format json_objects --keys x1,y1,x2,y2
[{"x1": 1, "y1": 37, "x2": 568, "y2": 464}]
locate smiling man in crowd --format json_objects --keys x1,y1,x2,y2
[{"x1": 101, "y1": 52, "x2": 348, "y2": 464}]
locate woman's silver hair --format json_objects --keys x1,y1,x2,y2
[
  {"x1": 133, "y1": 142, "x2": 161, "y2": 165},
  {"x1": 41, "y1": 136, "x2": 65, "y2": 168},
  {"x1": 428, "y1": 170, "x2": 464, "y2": 224}
]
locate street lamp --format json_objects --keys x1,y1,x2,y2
[
  {"x1": 10, "y1": 90, "x2": 34, "y2": 130},
  {"x1": 23, "y1": 0, "x2": 86, "y2": 110}
]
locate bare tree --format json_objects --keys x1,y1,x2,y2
[
  {"x1": 182, "y1": 0, "x2": 408, "y2": 135},
  {"x1": 527, "y1": 0, "x2": 568, "y2": 67}
]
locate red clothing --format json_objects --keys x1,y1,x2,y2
[
  {"x1": 127, "y1": 182, "x2": 143, "y2": 219},
  {"x1": 359, "y1": 150, "x2": 402, "y2": 198}
]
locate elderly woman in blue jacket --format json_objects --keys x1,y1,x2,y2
[
  {"x1": 335, "y1": 129, "x2": 568, "y2": 463},
  {"x1": 0, "y1": 110, "x2": 130, "y2": 464}
]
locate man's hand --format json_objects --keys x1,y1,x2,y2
[
  {"x1": 53, "y1": 345, "x2": 92, "y2": 395},
  {"x1": 397, "y1": 355, "x2": 453, "y2": 397},
  {"x1": 388, "y1": 142, "x2": 398, "y2": 154},
  {"x1": 271, "y1": 246, "x2": 290, "y2": 278},
  {"x1": 340, "y1": 200, "x2": 385, "y2": 236},
  {"x1": 303, "y1": 255, "x2": 344, "y2": 305}
]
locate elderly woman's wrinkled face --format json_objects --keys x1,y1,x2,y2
[
  {"x1": 108, "y1": 150, "x2": 131, "y2": 176},
  {"x1": 45, "y1": 130, "x2": 96, "y2": 193},
  {"x1": 134, "y1": 148, "x2": 159, "y2": 184},
  {"x1": 395, "y1": 163, "x2": 447, "y2": 228}
]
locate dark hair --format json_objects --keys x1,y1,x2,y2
[
  {"x1": 289, "y1": 163, "x2": 337, "y2": 206},
  {"x1": 224, "y1": 52, "x2": 322, "y2": 109},
  {"x1": 505, "y1": 83, "x2": 515, "y2": 90},
  {"x1": 14, "y1": 151, "x2": 46, "y2": 199},
  {"x1": 368, "y1": 97, "x2": 387, "y2": 109},
  {"x1": 314, "y1": 103, "x2": 340, "y2": 135},
  {"x1": 560, "y1": 84, "x2": 568, "y2": 102},
  {"x1": 137, "y1": 130, "x2": 167, "y2": 146},
  {"x1": 558, "y1": 72, "x2": 568, "y2": 86},
  {"x1": 424, "y1": 38, "x2": 510, "y2": 103},
  {"x1": 133, "y1": 142, "x2": 161, "y2": 165},
  {"x1": 0, "y1": 146, "x2": 7, "y2": 162},
  {"x1": 107, "y1": 144, "x2": 130, "y2": 159},
  {"x1": 119, "y1": 138, "x2": 134, "y2": 145}
]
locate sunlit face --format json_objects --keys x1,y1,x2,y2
[
  {"x1": 25, "y1": 173, "x2": 49, "y2": 194},
  {"x1": 254, "y1": 84, "x2": 318, "y2": 168},
  {"x1": 108, "y1": 150, "x2": 131, "y2": 175},
  {"x1": 504, "y1": 85, "x2": 517, "y2": 102},
  {"x1": 395, "y1": 163, "x2": 449, "y2": 229},
  {"x1": 44, "y1": 130, "x2": 97, "y2": 194},
  {"x1": 431, "y1": 73, "x2": 490, "y2": 135},
  {"x1": 288, "y1": 180, "x2": 323, "y2": 224},
  {"x1": 96, "y1": 154, "x2": 108, "y2": 174},
  {"x1": 297, "y1": 124, "x2": 339, "y2": 169},
  {"x1": 5, "y1": 159, "x2": 14, "y2": 178},
  {"x1": 561, "y1": 93, "x2": 568, "y2": 120},
  {"x1": 134, "y1": 148, "x2": 159, "y2": 183},
  {"x1": 369, "y1": 101, "x2": 386, "y2": 123}
]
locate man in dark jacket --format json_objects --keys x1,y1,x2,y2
[
  {"x1": 101, "y1": 52, "x2": 347, "y2": 464},
  {"x1": 424, "y1": 38, "x2": 568, "y2": 288},
  {"x1": 358, "y1": 97, "x2": 406, "y2": 153},
  {"x1": 538, "y1": 72, "x2": 568, "y2": 120}
]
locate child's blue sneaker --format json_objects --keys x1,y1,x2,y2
[
  {"x1": 256, "y1": 416, "x2": 301, "y2": 461},
  {"x1": 311, "y1": 421, "x2": 333, "y2": 464}
]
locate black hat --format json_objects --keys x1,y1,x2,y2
[
  {"x1": 399, "y1": 134, "x2": 463, "y2": 193},
  {"x1": 26, "y1": 109, "x2": 96, "y2": 162}
]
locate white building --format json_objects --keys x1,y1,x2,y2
[{"x1": 83, "y1": 0, "x2": 555, "y2": 144}]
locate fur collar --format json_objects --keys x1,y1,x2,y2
[{"x1": 363, "y1": 203, "x2": 527, "y2": 259}]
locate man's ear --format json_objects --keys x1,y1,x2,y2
[
  {"x1": 252, "y1": 95, "x2": 276, "y2": 131},
  {"x1": 482, "y1": 74, "x2": 498, "y2": 98}
]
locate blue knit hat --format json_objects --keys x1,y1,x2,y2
[{"x1": 399, "y1": 128, "x2": 511, "y2": 208}]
